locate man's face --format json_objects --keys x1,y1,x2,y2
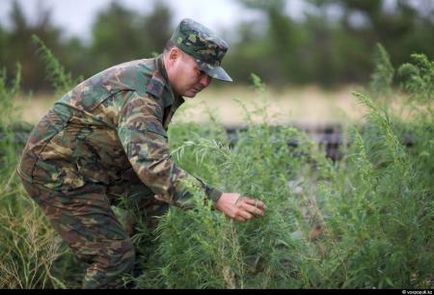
[{"x1": 166, "y1": 48, "x2": 212, "y2": 98}]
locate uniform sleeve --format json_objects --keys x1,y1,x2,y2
[{"x1": 117, "y1": 91, "x2": 222, "y2": 209}]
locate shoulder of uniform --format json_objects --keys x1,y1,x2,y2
[{"x1": 91, "y1": 59, "x2": 149, "y2": 93}]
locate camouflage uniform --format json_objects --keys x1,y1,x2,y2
[{"x1": 17, "y1": 18, "x2": 232, "y2": 288}]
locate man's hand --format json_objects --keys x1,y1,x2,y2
[{"x1": 214, "y1": 193, "x2": 266, "y2": 222}]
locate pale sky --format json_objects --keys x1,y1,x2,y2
[{"x1": 0, "y1": 0, "x2": 309, "y2": 42}]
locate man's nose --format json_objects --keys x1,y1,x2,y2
[{"x1": 199, "y1": 74, "x2": 212, "y2": 88}]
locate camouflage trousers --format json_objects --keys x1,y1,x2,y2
[{"x1": 19, "y1": 167, "x2": 168, "y2": 289}]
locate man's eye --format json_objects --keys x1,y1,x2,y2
[
  {"x1": 198, "y1": 70, "x2": 207, "y2": 77},
  {"x1": 196, "y1": 69, "x2": 204, "y2": 78}
]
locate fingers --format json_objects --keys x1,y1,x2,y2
[
  {"x1": 238, "y1": 209, "x2": 254, "y2": 220},
  {"x1": 229, "y1": 204, "x2": 252, "y2": 222},
  {"x1": 232, "y1": 196, "x2": 266, "y2": 222},
  {"x1": 243, "y1": 197, "x2": 266, "y2": 209},
  {"x1": 236, "y1": 197, "x2": 266, "y2": 212},
  {"x1": 241, "y1": 203, "x2": 265, "y2": 216},
  {"x1": 234, "y1": 216, "x2": 246, "y2": 222}
]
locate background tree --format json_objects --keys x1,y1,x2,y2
[
  {"x1": 0, "y1": 0, "x2": 432, "y2": 91},
  {"x1": 2, "y1": 0, "x2": 66, "y2": 90},
  {"x1": 89, "y1": 0, "x2": 172, "y2": 74}
]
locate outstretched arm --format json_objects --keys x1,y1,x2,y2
[
  {"x1": 118, "y1": 91, "x2": 266, "y2": 220},
  {"x1": 117, "y1": 91, "x2": 221, "y2": 208}
]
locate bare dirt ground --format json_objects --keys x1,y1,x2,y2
[{"x1": 14, "y1": 84, "x2": 372, "y2": 127}]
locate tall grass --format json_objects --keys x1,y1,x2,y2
[
  {"x1": 127, "y1": 75, "x2": 335, "y2": 288},
  {"x1": 0, "y1": 66, "x2": 68, "y2": 288},
  {"x1": 309, "y1": 92, "x2": 432, "y2": 288},
  {"x1": 32, "y1": 35, "x2": 80, "y2": 96},
  {"x1": 0, "y1": 37, "x2": 86, "y2": 289},
  {"x1": 0, "y1": 38, "x2": 431, "y2": 289},
  {"x1": 129, "y1": 49, "x2": 432, "y2": 289}
]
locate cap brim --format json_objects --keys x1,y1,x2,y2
[{"x1": 197, "y1": 60, "x2": 233, "y2": 82}]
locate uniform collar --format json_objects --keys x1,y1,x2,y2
[
  {"x1": 156, "y1": 54, "x2": 169, "y2": 82},
  {"x1": 153, "y1": 54, "x2": 185, "y2": 108}
]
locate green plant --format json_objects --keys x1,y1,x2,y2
[
  {"x1": 0, "y1": 67, "x2": 70, "y2": 288},
  {"x1": 1, "y1": 40, "x2": 432, "y2": 289},
  {"x1": 32, "y1": 35, "x2": 81, "y2": 96},
  {"x1": 306, "y1": 52, "x2": 433, "y2": 288},
  {"x1": 398, "y1": 53, "x2": 433, "y2": 104},
  {"x1": 369, "y1": 43, "x2": 395, "y2": 98}
]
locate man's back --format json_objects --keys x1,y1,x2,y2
[{"x1": 17, "y1": 56, "x2": 181, "y2": 191}]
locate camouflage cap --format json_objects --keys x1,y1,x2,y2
[{"x1": 170, "y1": 18, "x2": 233, "y2": 82}]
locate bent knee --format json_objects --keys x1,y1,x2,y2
[
  {"x1": 106, "y1": 238, "x2": 136, "y2": 270},
  {"x1": 77, "y1": 237, "x2": 136, "y2": 271}
]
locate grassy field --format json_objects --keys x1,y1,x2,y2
[{"x1": 2, "y1": 46, "x2": 433, "y2": 289}]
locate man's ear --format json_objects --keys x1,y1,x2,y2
[{"x1": 168, "y1": 47, "x2": 182, "y2": 63}]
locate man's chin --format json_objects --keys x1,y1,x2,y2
[{"x1": 183, "y1": 91, "x2": 198, "y2": 98}]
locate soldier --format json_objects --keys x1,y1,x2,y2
[{"x1": 17, "y1": 18, "x2": 266, "y2": 288}]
